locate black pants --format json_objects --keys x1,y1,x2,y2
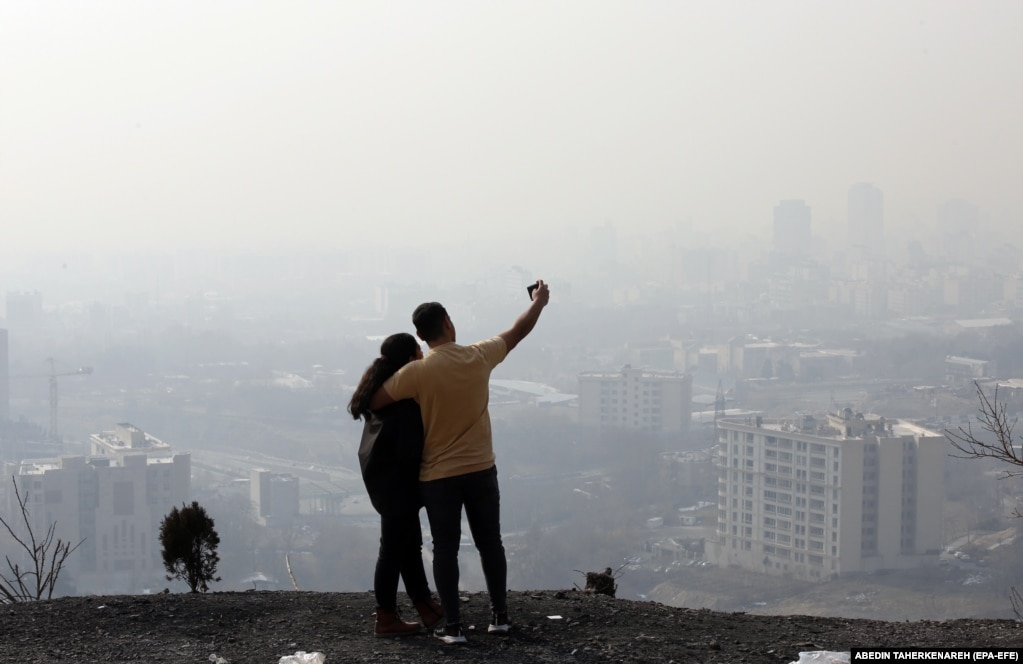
[
  {"x1": 374, "y1": 510, "x2": 431, "y2": 610},
  {"x1": 421, "y1": 466, "x2": 507, "y2": 626}
]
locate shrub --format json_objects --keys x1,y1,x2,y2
[{"x1": 159, "y1": 501, "x2": 221, "y2": 593}]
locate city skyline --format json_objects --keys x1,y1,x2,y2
[{"x1": 1, "y1": 1, "x2": 1020, "y2": 265}]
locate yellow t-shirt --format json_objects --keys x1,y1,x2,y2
[{"x1": 382, "y1": 337, "x2": 507, "y2": 482}]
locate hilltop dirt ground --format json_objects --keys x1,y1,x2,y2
[{"x1": 1, "y1": 589, "x2": 1021, "y2": 664}]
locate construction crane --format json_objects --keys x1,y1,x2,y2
[{"x1": 10, "y1": 359, "x2": 93, "y2": 443}]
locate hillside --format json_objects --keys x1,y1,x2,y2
[{"x1": 1, "y1": 590, "x2": 1020, "y2": 663}]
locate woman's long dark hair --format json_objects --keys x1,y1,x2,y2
[{"x1": 348, "y1": 332, "x2": 420, "y2": 420}]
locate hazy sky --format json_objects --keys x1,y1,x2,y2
[{"x1": 2, "y1": 1, "x2": 1021, "y2": 259}]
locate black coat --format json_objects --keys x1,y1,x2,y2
[{"x1": 358, "y1": 399, "x2": 424, "y2": 517}]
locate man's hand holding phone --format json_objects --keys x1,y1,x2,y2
[{"x1": 527, "y1": 280, "x2": 549, "y2": 306}]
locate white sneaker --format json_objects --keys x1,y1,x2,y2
[
  {"x1": 487, "y1": 613, "x2": 512, "y2": 635},
  {"x1": 434, "y1": 623, "x2": 468, "y2": 644}
]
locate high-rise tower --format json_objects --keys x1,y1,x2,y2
[
  {"x1": 772, "y1": 200, "x2": 812, "y2": 257},
  {"x1": 847, "y1": 183, "x2": 884, "y2": 256},
  {"x1": 0, "y1": 328, "x2": 7, "y2": 421}
]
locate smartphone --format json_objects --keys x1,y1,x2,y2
[{"x1": 527, "y1": 283, "x2": 539, "y2": 299}]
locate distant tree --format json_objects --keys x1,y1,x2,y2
[
  {"x1": 0, "y1": 476, "x2": 84, "y2": 603},
  {"x1": 159, "y1": 501, "x2": 221, "y2": 593}
]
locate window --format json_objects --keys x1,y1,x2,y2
[{"x1": 112, "y1": 482, "x2": 135, "y2": 517}]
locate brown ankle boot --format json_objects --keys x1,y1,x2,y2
[
  {"x1": 413, "y1": 597, "x2": 445, "y2": 629},
  {"x1": 374, "y1": 608, "x2": 421, "y2": 637}
]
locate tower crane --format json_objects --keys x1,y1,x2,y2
[{"x1": 10, "y1": 359, "x2": 93, "y2": 443}]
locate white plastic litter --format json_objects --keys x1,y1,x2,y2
[
  {"x1": 278, "y1": 652, "x2": 326, "y2": 664},
  {"x1": 790, "y1": 652, "x2": 850, "y2": 664}
]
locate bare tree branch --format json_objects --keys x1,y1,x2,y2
[
  {"x1": 0, "y1": 475, "x2": 84, "y2": 603},
  {"x1": 945, "y1": 382, "x2": 1023, "y2": 479}
]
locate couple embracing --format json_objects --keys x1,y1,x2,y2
[{"x1": 347, "y1": 280, "x2": 551, "y2": 644}]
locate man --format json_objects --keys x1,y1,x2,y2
[{"x1": 369, "y1": 279, "x2": 550, "y2": 644}]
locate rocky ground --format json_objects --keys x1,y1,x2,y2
[{"x1": 1, "y1": 590, "x2": 1021, "y2": 664}]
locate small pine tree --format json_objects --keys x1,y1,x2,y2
[{"x1": 159, "y1": 501, "x2": 221, "y2": 593}]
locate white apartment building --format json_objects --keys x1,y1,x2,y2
[
  {"x1": 944, "y1": 356, "x2": 989, "y2": 385},
  {"x1": 2, "y1": 424, "x2": 190, "y2": 595},
  {"x1": 708, "y1": 409, "x2": 944, "y2": 581},
  {"x1": 91, "y1": 422, "x2": 176, "y2": 463},
  {"x1": 577, "y1": 365, "x2": 692, "y2": 433}
]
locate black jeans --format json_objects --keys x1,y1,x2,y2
[
  {"x1": 421, "y1": 465, "x2": 507, "y2": 626},
  {"x1": 374, "y1": 510, "x2": 431, "y2": 610}
]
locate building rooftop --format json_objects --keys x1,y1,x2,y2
[
  {"x1": 579, "y1": 366, "x2": 688, "y2": 380},
  {"x1": 945, "y1": 355, "x2": 988, "y2": 366},
  {"x1": 954, "y1": 318, "x2": 1013, "y2": 329},
  {"x1": 720, "y1": 410, "x2": 942, "y2": 440}
]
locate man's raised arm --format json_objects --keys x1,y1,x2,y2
[
  {"x1": 498, "y1": 279, "x2": 550, "y2": 353},
  {"x1": 368, "y1": 385, "x2": 396, "y2": 412}
]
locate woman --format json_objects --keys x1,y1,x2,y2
[{"x1": 348, "y1": 332, "x2": 443, "y2": 637}]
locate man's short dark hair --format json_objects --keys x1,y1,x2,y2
[{"x1": 412, "y1": 302, "x2": 448, "y2": 342}]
